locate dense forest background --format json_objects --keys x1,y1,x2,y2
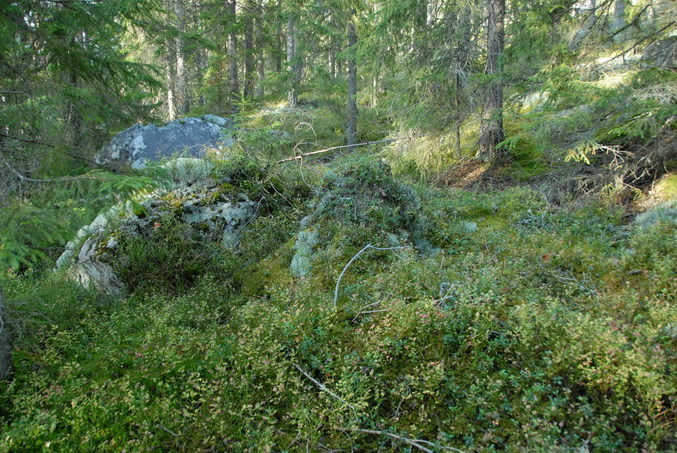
[{"x1": 0, "y1": 0, "x2": 676, "y2": 451}]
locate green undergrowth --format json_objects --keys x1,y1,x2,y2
[{"x1": 1, "y1": 156, "x2": 675, "y2": 451}]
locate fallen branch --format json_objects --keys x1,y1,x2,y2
[
  {"x1": 276, "y1": 136, "x2": 418, "y2": 164},
  {"x1": 333, "y1": 243, "x2": 408, "y2": 308},
  {"x1": 293, "y1": 363, "x2": 357, "y2": 413},
  {"x1": 336, "y1": 428, "x2": 466, "y2": 453}
]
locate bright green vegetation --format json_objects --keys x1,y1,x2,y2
[
  {"x1": 1, "y1": 154, "x2": 675, "y2": 451},
  {"x1": 1, "y1": 0, "x2": 676, "y2": 450}
]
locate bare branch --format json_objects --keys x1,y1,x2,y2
[
  {"x1": 276, "y1": 136, "x2": 419, "y2": 164},
  {"x1": 335, "y1": 427, "x2": 467, "y2": 453},
  {"x1": 293, "y1": 363, "x2": 357, "y2": 414},
  {"x1": 334, "y1": 243, "x2": 409, "y2": 307}
]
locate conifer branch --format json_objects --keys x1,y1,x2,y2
[{"x1": 0, "y1": 149, "x2": 108, "y2": 183}]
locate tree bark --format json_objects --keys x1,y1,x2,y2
[
  {"x1": 65, "y1": 72, "x2": 82, "y2": 146},
  {"x1": 255, "y1": 2, "x2": 265, "y2": 99},
  {"x1": 243, "y1": 0, "x2": 255, "y2": 100},
  {"x1": 191, "y1": 0, "x2": 206, "y2": 107},
  {"x1": 174, "y1": 0, "x2": 189, "y2": 115},
  {"x1": 346, "y1": 10, "x2": 358, "y2": 147},
  {"x1": 227, "y1": 0, "x2": 240, "y2": 112},
  {"x1": 275, "y1": 0, "x2": 283, "y2": 72},
  {"x1": 165, "y1": 35, "x2": 178, "y2": 121},
  {"x1": 613, "y1": 0, "x2": 625, "y2": 40},
  {"x1": 569, "y1": 0, "x2": 596, "y2": 50},
  {"x1": 477, "y1": 0, "x2": 505, "y2": 162},
  {"x1": 286, "y1": 18, "x2": 299, "y2": 108}
]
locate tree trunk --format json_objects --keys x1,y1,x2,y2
[
  {"x1": 243, "y1": 0, "x2": 255, "y2": 100},
  {"x1": 613, "y1": 0, "x2": 625, "y2": 40},
  {"x1": 227, "y1": 0, "x2": 240, "y2": 112},
  {"x1": 275, "y1": 0, "x2": 283, "y2": 72},
  {"x1": 286, "y1": 18, "x2": 299, "y2": 108},
  {"x1": 165, "y1": 36, "x2": 178, "y2": 121},
  {"x1": 477, "y1": 0, "x2": 505, "y2": 162},
  {"x1": 191, "y1": 0, "x2": 206, "y2": 107},
  {"x1": 255, "y1": 3, "x2": 265, "y2": 99},
  {"x1": 174, "y1": 0, "x2": 189, "y2": 115},
  {"x1": 569, "y1": 0, "x2": 596, "y2": 50},
  {"x1": 346, "y1": 11, "x2": 358, "y2": 147},
  {"x1": 66, "y1": 72, "x2": 82, "y2": 146}
]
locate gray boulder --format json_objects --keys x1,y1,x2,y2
[
  {"x1": 642, "y1": 36, "x2": 676, "y2": 68},
  {"x1": 0, "y1": 292, "x2": 11, "y2": 380},
  {"x1": 57, "y1": 182, "x2": 257, "y2": 294},
  {"x1": 96, "y1": 116, "x2": 235, "y2": 169}
]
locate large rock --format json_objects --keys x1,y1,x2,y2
[
  {"x1": 57, "y1": 181, "x2": 257, "y2": 294},
  {"x1": 0, "y1": 293, "x2": 11, "y2": 380},
  {"x1": 96, "y1": 116, "x2": 235, "y2": 169},
  {"x1": 642, "y1": 36, "x2": 676, "y2": 68}
]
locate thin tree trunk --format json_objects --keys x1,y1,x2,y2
[
  {"x1": 286, "y1": 18, "x2": 299, "y2": 108},
  {"x1": 191, "y1": 0, "x2": 206, "y2": 107},
  {"x1": 255, "y1": 2, "x2": 265, "y2": 99},
  {"x1": 174, "y1": 0, "x2": 189, "y2": 115},
  {"x1": 275, "y1": 0, "x2": 283, "y2": 72},
  {"x1": 66, "y1": 72, "x2": 82, "y2": 146},
  {"x1": 455, "y1": 72, "x2": 462, "y2": 156},
  {"x1": 346, "y1": 10, "x2": 358, "y2": 147},
  {"x1": 243, "y1": 0, "x2": 254, "y2": 100},
  {"x1": 477, "y1": 0, "x2": 505, "y2": 162},
  {"x1": 613, "y1": 0, "x2": 625, "y2": 40},
  {"x1": 165, "y1": 36, "x2": 178, "y2": 121},
  {"x1": 227, "y1": 0, "x2": 240, "y2": 112}
]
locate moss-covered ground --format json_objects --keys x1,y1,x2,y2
[{"x1": 1, "y1": 149, "x2": 675, "y2": 452}]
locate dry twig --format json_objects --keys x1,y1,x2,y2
[
  {"x1": 276, "y1": 136, "x2": 418, "y2": 164},
  {"x1": 333, "y1": 244, "x2": 408, "y2": 307}
]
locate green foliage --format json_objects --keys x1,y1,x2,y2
[
  {"x1": 308, "y1": 154, "x2": 425, "y2": 250},
  {"x1": 1, "y1": 190, "x2": 674, "y2": 450},
  {"x1": 0, "y1": 172, "x2": 160, "y2": 272},
  {"x1": 111, "y1": 213, "x2": 242, "y2": 295},
  {"x1": 0, "y1": 206, "x2": 71, "y2": 271}
]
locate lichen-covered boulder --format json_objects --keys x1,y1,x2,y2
[
  {"x1": 96, "y1": 116, "x2": 234, "y2": 169},
  {"x1": 0, "y1": 294, "x2": 11, "y2": 380},
  {"x1": 57, "y1": 181, "x2": 257, "y2": 294}
]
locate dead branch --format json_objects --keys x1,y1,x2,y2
[
  {"x1": 276, "y1": 136, "x2": 419, "y2": 164},
  {"x1": 333, "y1": 243, "x2": 409, "y2": 308},
  {"x1": 336, "y1": 427, "x2": 467, "y2": 453},
  {"x1": 293, "y1": 363, "x2": 357, "y2": 413}
]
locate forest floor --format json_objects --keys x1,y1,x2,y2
[{"x1": 0, "y1": 103, "x2": 675, "y2": 452}]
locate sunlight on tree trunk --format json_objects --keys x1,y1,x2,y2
[{"x1": 477, "y1": 0, "x2": 505, "y2": 162}]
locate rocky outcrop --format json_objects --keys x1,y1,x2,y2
[
  {"x1": 0, "y1": 292, "x2": 11, "y2": 380},
  {"x1": 57, "y1": 180, "x2": 257, "y2": 294},
  {"x1": 642, "y1": 36, "x2": 676, "y2": 68},
  {"x1": 96, "y1": 116, "x2": 234, "y2": 169}
]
